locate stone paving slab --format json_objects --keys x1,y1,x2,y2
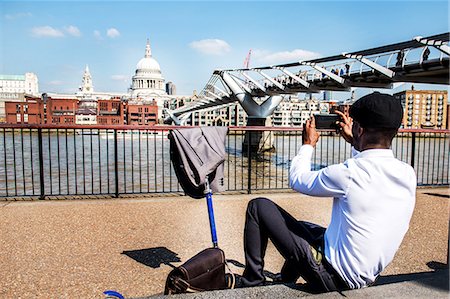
[
  {"x1": 142, "y1": 269, "x2": 448, "y2": 299},
  {"x1": 0, "y1": 187, "x2": 448, "y2": 298}
]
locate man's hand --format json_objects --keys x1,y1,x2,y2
[
  {"x1": 335, "y1": 110, "x2": 353, "y2": 145},
  {"x1": 302, "y1": 116, "x2": 320, "y2": 147}
]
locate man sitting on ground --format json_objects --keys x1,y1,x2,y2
[{"x1": 240, "y1": 92, "x2": 417, "y2": 292}]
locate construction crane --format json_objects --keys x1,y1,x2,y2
[{"x1": 243, "y1": 49, "x2": 252, "y2": 69}]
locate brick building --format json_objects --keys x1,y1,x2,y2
[
  {"x1": 126, "y1": 101, "x2": 158, "y2": 125},
  {"x1": 4, "y1": 95, "x2": 160, "y2": 126},
  {"x1": 394, "y1": 89, "x2": 447, "y2": 129},
  {"x1": 46, "y1": 97, "x2": 78, "y2": 125},
  {"x1": 5, "y1": 96, "x2": 44, "y2": 124},
  {"x1": 97, "y1": 98, "x2": 124, "y2": 125},
  {"x1": 0, "y1": 73, "x2": 39, "y2": 122}
]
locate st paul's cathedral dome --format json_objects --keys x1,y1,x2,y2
[{"x1": 130, "y1": 39, "x2": 166, "y2": 98}]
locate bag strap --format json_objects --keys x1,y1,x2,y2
[
  {"x1": 225, "y1": 260, "x2": 236, "y2": 289},
  {"x1": 165, "y1": 275, "x2": 194, "y2": 294},
  {"x1": 164, "y1": 275, "x2": 173, "y2": 295}
]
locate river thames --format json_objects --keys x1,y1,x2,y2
[{"x1": 0, "y1": 129, "x2": 448, "y2": 197}]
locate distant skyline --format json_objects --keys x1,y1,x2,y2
[{"x1": 1, "y1": 1, "x2": 449, "y2": 100}]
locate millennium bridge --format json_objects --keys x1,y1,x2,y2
[{"x1": 165, "y1": 33, "x2": 449, "y2": 125}]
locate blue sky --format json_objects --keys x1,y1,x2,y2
[{"x1": 1, "y1": 1, "x2": 449, "y2": 99}]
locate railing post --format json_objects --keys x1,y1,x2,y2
[
  {"x1": 410, "y1": 132, "x2": 416, "y2": 169},
  {"x1": 38, "y1": 128, "x2": 45, "y2": 200},
  {"x1": 114, "y1": 129, "x2": 119, "y2": 198},
  {"x1": 247, "y1": 131, "x2": 252, "y2": 194}
]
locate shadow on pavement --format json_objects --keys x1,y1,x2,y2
[
  {"x1": 227, "y1": 259, "x2": 279, "y2": 280},
  {"x1": 122, "y1": 247, "x2": 181, "y2": 269},
  {"x1": 423, "y1": 192, "x2": 450, "y2": 199},
  {"x1": 285, "y1": 261, "x2": 449, "y2": 294},
  {"x1": 375, "y1": 261, "x2": 449, "y2": 292}
]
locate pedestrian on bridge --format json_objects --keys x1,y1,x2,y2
[
  {"x1": 240, "y1": 92, "x2": 416, "y2": 292},
  {"x1": 396, "y1": 50, "x2": 405, "y2": 66},
  {"x1": 422, "y1": 47, "x2": 431, "y2": 61}
]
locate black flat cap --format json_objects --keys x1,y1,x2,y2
[{"x1": 350, "y1": 92, "x2": 403, "y2": 129}]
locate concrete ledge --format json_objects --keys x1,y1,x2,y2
[{"x1": 138, "y1": 269, "x2": 448, "y2": 299}]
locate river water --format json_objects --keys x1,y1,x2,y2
[{"x1": 0, "y1": 130, "x2": 448, "y2": 197}]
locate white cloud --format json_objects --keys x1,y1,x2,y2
[
  {"x1": 64, "y1": 25, "x2": 81, "y2": 37},
  {"x1": 5, "y1": 12, "x2": 32, "y2": 20},
  {"x1": 253, "y1": 48, "x2": 321, "y2": 65},
  {"x1": 31, "y1": 26, "x2": 64, "y2": 38},
  {"x1": 106, "y1": 28, "x2": 120, "y2": 38},
  {"x1": 111, "y1": 75, "x2": 127, "y2": 81},
  {"x1": 189, "y1": 39, "x2": 231, "y2": 55}
]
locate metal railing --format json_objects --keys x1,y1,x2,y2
[{"x1": 0, "y1": 124, "x2": 448, "y2": 199}]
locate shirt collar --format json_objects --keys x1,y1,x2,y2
[{"x1": 354, "y1": 148, "x2": 394, "y2": 159}]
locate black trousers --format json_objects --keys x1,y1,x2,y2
[{"x1": 242, "y1": 197, "x2": 348, "y2": 292}]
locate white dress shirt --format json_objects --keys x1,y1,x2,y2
[{"x1": 290, "y1": 144, "x2": 416, "y2": 289}]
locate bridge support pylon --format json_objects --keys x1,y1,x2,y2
[
  {"x1": 243, "y1": 117, "x2": 274, "y2": 157},
  {"x1": 219, "y1": 71, "x2": 282, "y2": 157}
]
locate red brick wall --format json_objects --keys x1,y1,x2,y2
[
  {"x1": 126, "y1": 103, "x2": 158, "y2": 125},
  {"x1": 97, "y1": 99, "x2": 124, "y2": 125},
  {"x1": 46, "y1": 98, "x2": 78, "y2": 125},
  {"x1": 5, "y1": 97, "x2": 44, "y2": 124}
]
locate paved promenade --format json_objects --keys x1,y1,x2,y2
[{"x1": 0, "y1": 187, "x2": 448, "y2": 298}]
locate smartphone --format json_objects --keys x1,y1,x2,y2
[{"x1": 314, "y1": 114, "x2": 340, "y2": 130}]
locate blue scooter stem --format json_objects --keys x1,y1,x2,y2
[{"x1": 205, "y1": 177, "x2": 218, "y2": 248}]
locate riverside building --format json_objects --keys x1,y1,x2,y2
[
  {"x1": 0, "y1": 73, "x2": 39, "y2": 122},
  {"x1": 5, "y1": 95, "x2": 43, "y2": 124},
  {"x1": 179, "y1": 95, "x2": 332, "y2": 128},
  {"x1": 166, "y1": 82, "x2": 177, "y2": 95},
  {"x1": 97, "y1": 98, "x2": 124, "y2": 125},
  {"x1": 394, "y1": 89, "x2": 448, "y2": 129},
  {"x1": 271, "y1": 96, "x2": 330, "y2": 127},
  {"x1": 3, "y1": 39, "x2": 184, "y2": 125}
]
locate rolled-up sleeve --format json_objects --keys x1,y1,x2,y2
[{"x1": 289, "y1": 145, "x2": 350, "y2": 197}]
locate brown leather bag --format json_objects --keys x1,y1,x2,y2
[{"x1": 164, "y1": 248, "x2": 232, "y2": 294}]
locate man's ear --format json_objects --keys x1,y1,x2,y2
[{"x1": 357, "y1": 126, "x2": 364, "y2": 137}]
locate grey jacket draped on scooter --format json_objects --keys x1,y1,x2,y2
[{"x1": 169, "y1": 127, "x2": 228, "y2": 198}]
